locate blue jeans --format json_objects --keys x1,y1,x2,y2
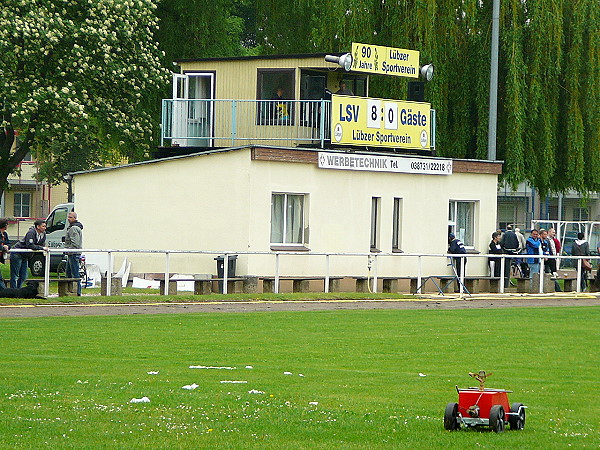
[
  {"x1": 66, "y1": 254, "x2": 82, "y2": 296},
  {"x1": 10, "y1": 254, "x2": 29, "y2": 288},
  {"x1": 529, "y1": 263, "x2": 540, "y2": 275}
]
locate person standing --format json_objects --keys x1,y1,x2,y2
[
  {"x1": 514, "y1": 227, "x2": 529, "y2": 276},
  {"x1": 500, "y1": 225, "x2": 520, "y2": 286},
  {"x1": 525, "y1": 229, "x2": 542, "y2": 275},
  {"x1": 548, "y1": 228, "x2": 561, "y2": 270},
  {"x1": 0, "y1": 218, "x2": 10, "y2": 289},
  {"x1": 515, "y1": 227, "x2": 527, "y2": 253},
  {"x1": 571, "y1": 232, "x2": 591, "y2": 291},
  {"x1": 10, "y1": 219, "x2": 48, "y2": 288},
  {"x1": 65, "y1": 212, "x2": 84, "y2": 296},
  {"x1": 271, "y1": 87, "x2": 289, "y2": 121},
  {"x1": 488, "y1": 231, "x2": 503, "y2": 277},
  {"x1": 545, "y1": 228, "x2": 559, "y2": 276},
  {"x1": 539, "y1": 229, "x2": 551, "y2": 273},
  {"x1": 448, "y1": 233, "x2": 467, "y2": 277}
]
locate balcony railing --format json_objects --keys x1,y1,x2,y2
[{"x1": 161, "y1": 99, "x2": 332, "y2": 148}]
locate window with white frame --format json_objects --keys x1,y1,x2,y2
[
  {"x1": 14, "y1": 192, "x2": 31, "y2": 217},
  {"x1": 448, "y1": 200, "x2": 476, "y2": 247},
  {"x1": 271, "y1": 193, "x2": 306, "y2": 245},
  {"x1": 370, "y1": 197, "x2": 381, "y2": 251},
  {"x1": 392, "y1": 197, "x2": 403, "y2": 251}
]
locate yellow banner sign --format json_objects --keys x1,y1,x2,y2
[
  {"x1": 331, "y1": 95, "x2": 431, "y2": 150},
  {"x1": 351, "y1": 42, "x2": 420, "y2": 78}
]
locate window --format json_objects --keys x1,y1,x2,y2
[
  {"x1": 573, "y1": 207, "x2": 589, "y2": 221},
  {"x1": 392, "y1": 198, "x2": 403, "y2": 251},
  {"x1": 13, "y1": 193, "x2": 31, "y2": 217},
  {"x1": 449, "y1": 200, "x2": 476, "y2": 247},
  {"x1": 370, "y1": 197, "x2": 381, "y2": 251},
  {"x1": 46, "y1": 206, "x2": 69, "y2": 234},
  {"x1": 257, "y1": 69, "x2": 295, "y2": 125},
  {"x1": 271, "y1": 193, "x2": 305, "y2": 245},
  {"x1": 497, "y1": 202, "x2": 516, "y2": 230}
]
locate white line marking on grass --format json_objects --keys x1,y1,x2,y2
[{"x1": 189, "y1": 365, "x2": 236, "y2": 370}]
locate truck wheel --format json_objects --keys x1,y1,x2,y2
[
  {"x1": 444, "y1": 402, "x2": 461, "y2": 430},
  {"x1": 489, "y1": 405, "x2": 505, "y2": 433},
  {"x1": 509, "y1": 402, "x2": 525, "y2": 430},
  {"x1": 29, "y1": 255, "x2": 45, "y2": 277}
]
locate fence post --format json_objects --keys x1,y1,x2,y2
[
  {"x1": 319, "y1": 99, "x2": 326, "y2": 148},
  {"x1": 372, "y1": 254, "x2": 378, "y2": 293},
  {"x1": 223, "y1": 253, "x2": 229, "y2": 294},
  {"x1": 576, "y1": 259, "x2": 581, "y2": 293},
  {"x1": 417, "y1": 255, "x2": 422, "y2": 294},
  {"x1": 499, "y1": 256, "x2": 505, "y2": 294},
  {"x1": 107, "y1": 251, "x2": 113, "y2": 296},
  {"x1": 161, "y1": 99, "x2": 166, "y2": 146},
  {"x1": 325, "y1": 254, "x2": 330, "y2": 293},
  {"x1": 44, "y1": 250, "x2": 51, "y2": 298},
  {"x1": 460, "y1": 256, "x2": 465, "y2": 294},
  {"x1": 164, "y1": 252, "x2": 170, "y2": 296},
  {"x1": 275, "y1": 253, "x2": 280, "y2": 294},
  {"x1": 539, "y1": 258, "x2": 545, "y2": 293},
  {"x1": 231, "y1": 100, "x2": 237, "y2": 146}
]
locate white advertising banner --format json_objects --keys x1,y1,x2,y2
[{"x1": 318, "y1": 152, "x2": 452, "y2": 175}]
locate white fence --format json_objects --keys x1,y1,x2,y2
[{"x1": 11, "y1": 249, "x2": 598, "y2": 298}]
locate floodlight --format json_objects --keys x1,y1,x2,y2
[
  {"x1": 325, "y1": 53, "x2": 353, "y2": 71},
  {"x1": 420, "y1": 64, "x2": 434, "y2": 81}
]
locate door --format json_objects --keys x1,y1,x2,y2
[
  {"x1": 171, "y1": 74, "x2": 189, "y2": 146},
  {"x1": 300, "y1": 72, "x2": 326, "y2": 128},
  {"x1": 171, "y1": 73, "x2": 215, "y2": 147}
]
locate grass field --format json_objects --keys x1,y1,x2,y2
[{"x1": 1, "y1": 306, "x2": 598, "y2": 448}]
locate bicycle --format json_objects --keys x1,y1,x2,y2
[{"x1": 57, "y1": 254, "x2": 88, "y2": 288}]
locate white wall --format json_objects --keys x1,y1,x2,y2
[
  {"x1": 247, "y1": 156, "x2": 497, "y2": 276},
  {"x1": 73, "y1": 148, "x2": 498, "y2": 277}
]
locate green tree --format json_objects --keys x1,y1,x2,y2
[
  {"x1": 0, "y1": 0, "x2": 170, "y2": 198},
  {"x1": 156, "y1": 0, "x2": 257, "y2": 62},
  {"x1": 254, "y1": 0, "x2": 599, "y2": 195}
]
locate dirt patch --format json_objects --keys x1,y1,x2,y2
[{"x1": 1, "y1": 294, "x2": 598, "y2": 318}]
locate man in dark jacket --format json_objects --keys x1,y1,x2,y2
[
  {"x1": 448, "y1": 233, "x2": 467, "y2": 278},
  {"x1": 500, "y1": 225, "x2": 520, "y2": 286},
  {"x1": 10, "y1": 219, "x2": 48, "y2": 288}
]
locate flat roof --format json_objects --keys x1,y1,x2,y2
[
  {"x1": 175, "y1": 52, "x2": 344, "y2": 64},
  {"x1": 70, "y1": 145, "x2": 503, "y2": 177}
]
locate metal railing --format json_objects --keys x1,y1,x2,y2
[
  {"x1": 7, "y1": 249, "x2": 598, "y2": 298},
  {"x1": 161, "y1": 99, "x2": 331, "y2": 148}
]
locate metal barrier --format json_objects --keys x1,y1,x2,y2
[
  {"x1": 161, "y1": 99, "x2": 331, "y2": 148},
  {"x1": 5, "y1": 249, "x2": 598, "y2": 297}
]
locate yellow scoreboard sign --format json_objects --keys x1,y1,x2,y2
[
  {"x1": 351, "y1": 42, "x2": 420, "y2": 78},
  {"x1": 331, "y1": 94, "x2": 431, "y2": 150}
]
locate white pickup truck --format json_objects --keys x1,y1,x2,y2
[{"x1": 29, "y1": 202, "x2": 75, "y2": 276}]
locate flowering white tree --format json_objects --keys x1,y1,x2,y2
[{"x1": 0, "y1": 0, "x2": 170, "y2": 197}]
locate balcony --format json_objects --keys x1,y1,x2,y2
[{"x1": 161, "y1": 99, "x2": 332, "y2": 149}]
